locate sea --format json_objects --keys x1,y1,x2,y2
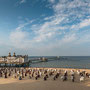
[{"x1": 29, "y1": 56, "x2": 90, "y2": 69}]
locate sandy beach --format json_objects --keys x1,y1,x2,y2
[
  {"x1": 0, "y1": 78, "x2": 90, "y2": 90},
  {"x1": 0, "y1": 68, "x2": 90, "y2": 90}
]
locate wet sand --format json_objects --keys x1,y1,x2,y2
[{"x1": 0, "y1": 68, "x2": 90, "y2": 90}]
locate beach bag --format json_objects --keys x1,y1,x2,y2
[{"x1": 19, "y1": 76, "x2": 22, "y2": 80}]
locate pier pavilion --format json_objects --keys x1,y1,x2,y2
[{"x1": 0, "y1": 53, "x2": 29, "y2": 67}]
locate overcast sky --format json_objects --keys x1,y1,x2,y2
[{"x1": 0, "y1": 0, "x2": 90, "y2": 56}]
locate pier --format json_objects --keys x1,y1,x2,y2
[{"x1": 0, "y1": 53, "x2": 48, "y2": 67}]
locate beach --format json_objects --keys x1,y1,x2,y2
[
  {"x1": 0, "y1": 68, "x2": 90, "y2": 90},
  {"x1": 0, "y1": 78, "x2": 90, "y2": 90}
]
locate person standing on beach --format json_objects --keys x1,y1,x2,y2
[{"x1": 4, "y1": 71, "x2": 8, "y2": 78}]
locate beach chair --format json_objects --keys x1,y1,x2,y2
[
  {"x1": 61, "y1": 76, "x2": 66, "y2": 81},
  {"x1": 71, "y1": 75, "x2": 75, "y2": 82},
  {"x1": 80, "y1": 76, "x2": 84, "y2": 82},
  {"x1": 44, "y1": 76, "x2": 47, "y2": 81}
]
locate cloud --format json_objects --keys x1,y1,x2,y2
[
  {"x1": 48, "y1": 0, "x2": 55, "y2": 3},
  {"x1": 9, "y1": 27, "x2": 32, "y2": 50},
  {"x1": 11, "y1": 0, "x2": 90, "y2": 46},
  {"x1": 70, "y1": 18, "x2": 90, "y2": 31},
  {"x1": 8, "y1": 0, "x2": 90, "y2": 55},
  {"x1": 20, "y1": 0, "x2": 26, "y2": 4},
  {"x1": 79, "y1": 19, "x2": 90, "y2": 28},
  {"x1": 62, "y1": 34, "x2": 76, "y2": 43},
  {"x1": 32, "y1": 15, "x2": 65, "y2": 42},
  {"x1": 15, "y1": 0, "x2": 27, "y2": 6},
  {"x1": 9, "y1": 19, "x2": 35, "y2": 49},
  {"x1": 31, "y1": 0, "x2": 90, "y2": 44},
  {"x1": 54, "y1": 0, "x2": 89, "y2": 21},
  {"x1": 10, "y1": 30, "x2": 27, "y2": 47}
]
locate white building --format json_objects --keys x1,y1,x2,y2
[{"x1": 0, "y1": 53, "x2": 28, "y2": 64}]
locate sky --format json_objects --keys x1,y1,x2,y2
[{"x1": 0, "y1": 0, "x2": 90, "y2": 56}]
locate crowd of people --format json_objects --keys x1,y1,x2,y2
[{"x1": 0, "y1": 68, "x2": 90, "y2": 82}]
